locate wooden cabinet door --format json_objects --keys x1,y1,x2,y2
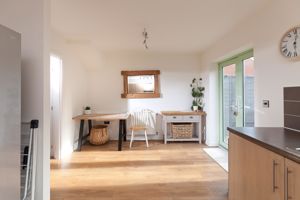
[
  {"x1": 285, "y1": 159, "x2": 300, "y2": 200},
  {"x1": 229, "y1": 133, "x2": 285, "y2": 200}
]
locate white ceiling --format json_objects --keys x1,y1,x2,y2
[{"x1": 51, "y1": 0, "x2": 271, "y2": 54}]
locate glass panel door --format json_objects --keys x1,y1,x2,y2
[
  {"x1": 219, "y1": 50, "x2": 254, "y2": 148},
  {"x1": 243, "y1": 57, "x2": 255, "y2": 127},
  {"x1": 222, "y1": 64, "x2": 237, "y2": 145}
]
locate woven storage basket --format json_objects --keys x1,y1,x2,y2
[
  {"x1": 89, "y1": 125, "x2": 109, "y2": 145},
  {"x1": 172, "y1": 123, "x2": 193, "y2": 139}
]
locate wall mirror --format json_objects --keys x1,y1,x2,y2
[{"x1": 121, "y1": 70, "x2": 160, "y2": 98}]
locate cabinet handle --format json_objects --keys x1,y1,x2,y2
[
  {"x1": 286, "y1": 168, "x2": 293, "y2": 200},
  {"x1": 173, "y1": 116, "x2": 177, "y2": 119},
  {"x1": 273, "y1": 160, "x2": 278, "y2": 192}
]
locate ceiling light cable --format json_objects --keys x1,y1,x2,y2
[{"x1": 142, "y1": 28, "x2": 149, "y2": 49}]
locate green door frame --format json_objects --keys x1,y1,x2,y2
[{"x1": 218, "y1": 50, "x2": 253, "y2": 149}]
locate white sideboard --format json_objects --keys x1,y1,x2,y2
[{"x1": 161, "y1": 111, "x2": 206, "y2": 144}]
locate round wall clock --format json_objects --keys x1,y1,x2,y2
[{"x1": 280, "y1": 26, "x2": 300, "y2": 59}]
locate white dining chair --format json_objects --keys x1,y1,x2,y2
[{"x1": 129, "y1": 109, "x2": 154, "y2": 148}]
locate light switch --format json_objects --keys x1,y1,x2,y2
[{"x1": 263, "y1": 100, "x2": 269, "y2": 108}]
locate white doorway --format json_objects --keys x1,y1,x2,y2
[{"x1": 50, "y1": 54, "x2": 62, "y2": 159}]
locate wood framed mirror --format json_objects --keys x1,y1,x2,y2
[{"x1": 121, "y1": 70, "x2": 161, "y2": 98}]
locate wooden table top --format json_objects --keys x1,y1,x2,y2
[
  {"x1": 73, "y1": 113, "x2": 129, "y2": 121},
  {"x1": 161, "y1": 111, "x2": 206, "y2": 116},
  {"x1": 73, "y1": 111, "x2": 205, "y2": 120}
]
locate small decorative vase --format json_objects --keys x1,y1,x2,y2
[
  {"x1": 84, "y1": 109, "x2": 92, "y2": 115},
  {"x1": 193, "y1": 106, "x2": 198, "y2": 111}
]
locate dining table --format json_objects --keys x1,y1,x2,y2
[{"x1": 72, "y1": 113, "x2": 129, "y2": 151}]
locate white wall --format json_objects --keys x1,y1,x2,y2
[
  {"x1": 51, "y1": 32, "x2": 88, "y2": 158},
  {"x1": 86, "y1": 52, "x2": 202, "y2": 139},
  {"x1": 201, "y1": 0, "x2": 300, "y2": 146},
  {"x1": 0, "y1": 0, "x2": 50, "y2": 199}
]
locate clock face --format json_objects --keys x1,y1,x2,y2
[{"x1": 280, "y1": 27, "x2": 300, "y2": 58}]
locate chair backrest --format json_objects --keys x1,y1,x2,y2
[{"x1": 130, "y1": 109, "x2": 154, "y2": 128}]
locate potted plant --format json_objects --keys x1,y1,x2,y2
[
  {"x1": 192, "y1": 101, "x2": 199, "y2": 112},
  {"x1": 84, "y1": 106, "x2": 92, "y2": 115},
  {"x1": 190, "y1": 78, "x2": 205, "y2": 111}
]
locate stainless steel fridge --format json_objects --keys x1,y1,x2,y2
[{"x1": 0, "y1": 24, "x2": 21, "y2": 200}]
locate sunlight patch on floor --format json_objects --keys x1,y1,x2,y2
[{"x1": 203, "y1": 147, "x2": 228, "y2": 171}]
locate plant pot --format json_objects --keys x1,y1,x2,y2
[
  {"x1": 193, "y1": 106, "x2": 198, "y2": 111},
  {"x1": 84, "y1": 110, "x2": 92, "y2": 115}
]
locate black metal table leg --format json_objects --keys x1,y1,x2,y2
[
  {"x1": 77, "y1": 120, "x2": 85, "y2": 151},
  {"x1": 118, "y1": 120, "x2": 123, "y2": 151},
  {"x1": 123, "y1": 120, "x2": 127, "y2": 141},
  {"x1": 88, "y1": 120, "x2": 92, "y2": 135}
]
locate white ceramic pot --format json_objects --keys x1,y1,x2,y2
[
  {"x1": 84, "y1": 110, "x2": 92, "y2": 115},
  {"x1": 193, "y1": 106, "x2": 198, "y2": 111}
]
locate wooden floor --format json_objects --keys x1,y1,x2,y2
[{"x1": 51, "y1": 141, "x2": 228, "y2": 200}]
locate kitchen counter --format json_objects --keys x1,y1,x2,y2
[{"x1": 228, "y1": 127, "x2": 300, "y2": 164}]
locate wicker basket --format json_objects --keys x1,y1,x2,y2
[
  {"x1": 172, "y1": 123, "x2": 193, "y2": 139},
  {"x1": 89, "y1": 125, "x2": 109, "y2": 145}
]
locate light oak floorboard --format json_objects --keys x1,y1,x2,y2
[{"x1": 51, "y1": 141, "x2": 228, "y2": 200}]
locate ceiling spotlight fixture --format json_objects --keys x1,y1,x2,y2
[{"x1": 142, "y1": 28, "x2": 149, "y2": 49}]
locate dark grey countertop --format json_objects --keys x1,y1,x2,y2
[{"x1": 227, "y1": 127, "x2": 300, "y2": 164}]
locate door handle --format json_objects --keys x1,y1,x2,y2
[
  {"x1": 286, "y1": 168, "x2": 293, "y2": 199},
  {"x1": 232, "y1": 97, "x2": 243, "y2": 117},
  {"x1": 233, "y1": 111, "x2": 238, "y2": 116},
  {"x1": 272, "y1": 160, "x2": 278, "y2": 192},
  {"x1": 231, "y1": 98, "x2": 241, "y2": 117},
  {"x1": 231, "y1": 105, "x2": 238, "y2": 116}
]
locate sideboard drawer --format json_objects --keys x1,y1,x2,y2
[
  {"x1": 183, "y1": 115, "x2": 200, "y2": 122},
  {"x1": 165, "y1": 115, "x2": 183, "y2": 122}
]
